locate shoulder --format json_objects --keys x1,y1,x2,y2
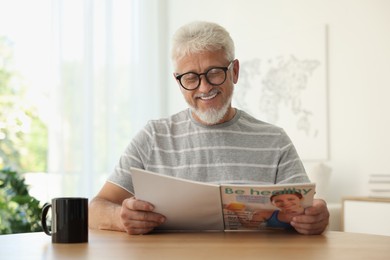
[
  {"x1": 237, "y1": 110, "x2": 286, "y2": 135},
  {"x1": 144, "y1": 109, "x2": 192, "y2": 134}
]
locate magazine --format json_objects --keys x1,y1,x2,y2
[{"x1": 131, "y1": 167, "x2": 316, "y2": 232}]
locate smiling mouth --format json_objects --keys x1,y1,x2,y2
[
  {"x1": 200, "y1": 92, "x2": 218, "y2": 100},
  {"x1": 197, "y1": 89, "x2": 219, "y2": 101}
]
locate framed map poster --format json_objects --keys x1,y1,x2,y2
[{"x1": 233, "y1": 26, "x2": 328, "y2": 161}]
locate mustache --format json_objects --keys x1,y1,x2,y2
[{"x1": 194, "y1": 88, "x2": 220, "y2": 98}]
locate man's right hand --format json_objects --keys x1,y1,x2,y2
[{"x1": 120, "y1": 197, "x2": 166, "y2": 235}]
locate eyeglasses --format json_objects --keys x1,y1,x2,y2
[{"x1": 175, "y1": 61, "x2": 234, "y2": 91}]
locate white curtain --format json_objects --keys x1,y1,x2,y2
[{"x1": 46, "y1": 0, "x2": 168, "y2": 198}]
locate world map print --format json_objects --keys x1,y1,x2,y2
[
  {"x1": 233, "y1": 53, "x2": 327, "y2": 160},
  {"x1": 235, "y1": 55, "x2": 320, "y2": 137}
]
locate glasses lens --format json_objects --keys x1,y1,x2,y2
[
  {"x1": 180, "y1": 73, "x2": 199, "y2": 90},
  {"x1": 206, "y1": 68, "x2": 226, "y2": 85},
  {"x1": 178, "y1": 65, "x2": 230, "y2": 90}
]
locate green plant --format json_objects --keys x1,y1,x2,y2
[
  {"x1": 0, "y1": 36, "x2": 48, "y2": 173},
  {"x1": 0, "y1": 167, "x2": 43, "y2": 234}
]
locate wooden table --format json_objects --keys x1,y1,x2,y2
[{"x1": 1, "y1": 229, "x2": 390, "y2": 259}]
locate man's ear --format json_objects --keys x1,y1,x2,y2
[{"x1": 232, "y1": 59, "x2": 239, "y2": 84}]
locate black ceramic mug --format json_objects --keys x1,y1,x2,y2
[{"x1": 41, "y1": 197, "x2": 88, "y2": 243}]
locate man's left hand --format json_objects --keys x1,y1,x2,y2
[{"x1": 290, "y1": 199, "x2": 330, "y2": 235}]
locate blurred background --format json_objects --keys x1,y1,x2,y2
[{"x1": 1, "y1": 0, "x2": 389, "y2": 233}]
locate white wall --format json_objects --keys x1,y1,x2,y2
[{"x1": 164, "y1": 0, "x2": 390, "y2": 204}]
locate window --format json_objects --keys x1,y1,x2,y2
[{"x1": 0, "y1": 0, "x2": 167, "y2": 201}]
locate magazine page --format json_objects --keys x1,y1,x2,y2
[
  {"x1": 131, "y1": 167, "x2": 225, "y2": 231},
  {"x1": 220, "y1": 183, "x2": 316, "y2": 231}
]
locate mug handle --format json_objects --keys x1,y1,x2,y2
[{"x1": 41, "y1": 203, "x2": 52, "y2": 236}]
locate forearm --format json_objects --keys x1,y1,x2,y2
[{"x1": 89, "y1": 197, "x2": 125, "y2": 232}]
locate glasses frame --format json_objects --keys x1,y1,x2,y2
[{"x1": 175, "y1": 61, "x2": 234, "y2": 91}]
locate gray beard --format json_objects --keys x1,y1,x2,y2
[{"x1": 190, "y1": 95, "x2": 232, "y2": 125}]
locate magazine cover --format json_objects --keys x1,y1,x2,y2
[
  {"x1": 221, "y1": 183, "x2": 316, "y2": 230},
  {"x1": 131, "y1": 167, "x2": 316, "y2": 232}
]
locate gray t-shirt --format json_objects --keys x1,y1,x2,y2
[{"x1": 108, "y1": 109, "x2": 309, "y2": 194}]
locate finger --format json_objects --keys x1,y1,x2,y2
[
  {"x1": 130, "y1": 210, "x2": 166, "y2": 224},
  {"x1": 295, "y1": 204, "x2": 329, "y2": 222},
  {"x1": 125, "y1": 227, "x2": 154, "y2": 235},
  {"x1": 121, "y1": 211, "x2": 165, "y2": 235},
  {"x1": 304, "y1": 205, "x2": 329, "y2": 216},
  {"x1": 121, "y1": 200, "x2": 166, "y2": 222},
  {"x1": 291, "y1": 215, "x2": 328, "y2": 235},
  {"x1": 123, "y1": 220, "x2": 156, "y2": 235},
  {"x1": 120, "y1": 203, "x2": 166, "y2": 225},
  {"x1": 293, "y1": 225, "x2": 324, "y2": 235},
  {"x1": 123, "y1": 197, "x2": 154, "y2": 211},
  {"x1": 292, "y1": 213, "x2": 328, "y2": 227},
  {"x1": 291, "y1": 219, "x2": 327, "y2": 235},
  {"x1": 306, "y1": 199, "x2": 328, "y2": 215},
  {"x1": 123, "y1": 216, "x2": 161, "y2": 228},
  {"x1": 303, "y1": 206, "x2": 320, "y2": 216}
]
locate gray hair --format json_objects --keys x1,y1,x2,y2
[{"x1": 171, "y1": 21, "x2": 235, "y2": 69}]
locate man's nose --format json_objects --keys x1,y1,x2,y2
[{"x1": 198, "y1": 75, "x2": 213, "y2": 92}]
